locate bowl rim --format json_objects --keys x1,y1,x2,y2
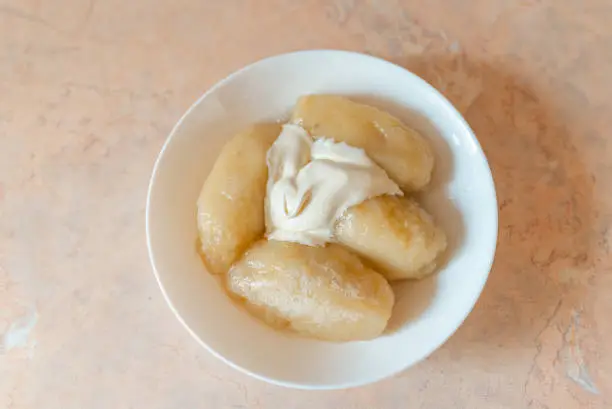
[{"x1": 146, "y1": 49, "x2": 499, "y2": 390}]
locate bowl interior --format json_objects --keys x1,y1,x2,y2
[{"x1": 146, "y1": 51, "x2": 497, "y2": 389}]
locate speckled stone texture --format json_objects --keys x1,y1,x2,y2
[{"x1": 1, "y1": 0, "x2": 611, "y2": 408}]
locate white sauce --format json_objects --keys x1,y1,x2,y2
[{"x1": 265, "y1": 124, "x2": 402, "y2": 246}]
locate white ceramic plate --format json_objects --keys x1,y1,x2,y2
[{"x1": 146, "y1": 50, "x2": 498, "y2": 389}]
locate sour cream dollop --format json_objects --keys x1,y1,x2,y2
[{"x1": 265, "y1": 124, "x2": 402, "y2": 246}]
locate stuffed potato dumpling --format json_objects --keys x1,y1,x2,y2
[
  {"x1": 292, "y1": 95, "x2": 434, "y2": 192},
  {"x1": 197, "y1": 124, "x2": 281, "y2": 275},
  {"x1": 335, "y1": 196, "x2": 447, "y2": 281},
  {"x1": 227, "y1": 240, "x2": 394, "y2": 341}
]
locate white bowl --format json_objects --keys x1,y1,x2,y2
[{"x1": 146, "y1": 50, "x2": 498, "y2": 389}]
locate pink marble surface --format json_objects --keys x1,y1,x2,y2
[{"x1": 1, "y1": 0, "x2": 611, "y2": 407}]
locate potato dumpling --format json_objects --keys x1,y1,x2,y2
[
  {"x1": 197, "y1": 124, "x2": 281, "y2": 275},
  {"x1": 335, "y1": 195, "x2": 447, "y2": 281},
  {"x1": 292, "y1": 95, "x2": 434, "y2": 191},
  {"x1": 227, "y1": 240, "x2": 394, "y2": 341}
]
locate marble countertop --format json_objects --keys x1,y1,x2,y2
[{"x1": 1, "y1": 0, "x2": 611, "y2": 407}]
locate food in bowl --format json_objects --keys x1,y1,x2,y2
[
  {"x1": 196, "y1": 95, "x2": 447, "y2": 341},
  {"x1": 336, "y1": 195, "x2": 447, "y2": 281},
  {"x1": 196, "y1": 124, "x2": 281, "y2": 275},
  {"x1": 293, "y1": 95, "x2": 434, "y2": 191},
  {"x1": 228, "y1": 240, "x2": 395, "y2": 342}
]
